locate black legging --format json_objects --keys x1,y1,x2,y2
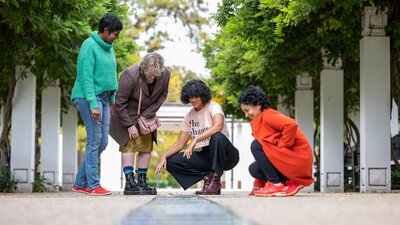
[
  {"x1": 249, "y1": 139, "x2": 287, "y2": 184},
  {"x1": 166, "y1": 132, "x2": 240, "y2": 190}
]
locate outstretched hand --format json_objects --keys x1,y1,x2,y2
[
  {"x1": 156, "y1": 155, "x2": 167, "y2": 174},
  {"x1": 182, "y1": 139, "x2": 197, "y2": 159}
]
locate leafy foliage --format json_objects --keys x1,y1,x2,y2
[
  {"x1": 0, "y1": 0, "x2": 138, "y2": 169},
  {"x1": 32, "y1": 175, "x2": 49, "y2": 193},
  {"x1": 205, "y1": 0, "x2": 400, "y2": 191},
  {"x1": 124, "y1": 0, "x2": 211, "y2": 51},
  {"x1": 204, "y1": 0, "x2": 369, "y2": 118},
  {"x1": 206, "y1": 0, "x2": 400, "y2": 115},
  {"x1": 0, "y1": 167, "x2": 18, "y2": 193}
]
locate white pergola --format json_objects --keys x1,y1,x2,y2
[{"x1": 1, "y1": 7, "x2": 394, "y2": 192}]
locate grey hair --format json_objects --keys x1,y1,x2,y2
[{"x1": 139, "y1": 52, "x2": 165, "y2": 73}]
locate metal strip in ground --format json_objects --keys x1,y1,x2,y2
[{"x1": 118, "y1": 195, "x2": 254, "y2": 225}]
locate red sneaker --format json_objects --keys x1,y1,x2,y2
[
  {"x1": 285, "y1": 180, "x2": 304, "y2": 196},
  {"x1": 253, "y1": 182, "x2": 286, "y2": 197},
  {"x1": 249, "y1": 187, "x2": 262, "y2": 196},
  {"x1": 89, "y1": 186, "x2": 112, "y2": 196},
  {"x1": 72, "y1": 185, "x2": 89, "y2": 194}
]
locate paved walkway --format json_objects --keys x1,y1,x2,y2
[{"x1": 0, "y1": 190, "x2": 400, "y2": 225}]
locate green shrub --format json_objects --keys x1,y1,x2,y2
[
  {"x1": 0, "y1": 167, "x2": 18, "y2": 193},
  {"x1": 32, "y1": 175, "x2": 49, "y2": 192},
  {"x1": 392, "y1": 171, "x2": 400, "y2": 184}
]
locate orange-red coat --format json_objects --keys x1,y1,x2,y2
[{"x1": 250, "y1": 108, "x2": 314, "y2": 186}]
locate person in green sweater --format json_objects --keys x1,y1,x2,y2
[{"x1": 71, "y1": 13, "x2": 123, "y2": 196}]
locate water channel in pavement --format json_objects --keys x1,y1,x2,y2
[{"x1": 118, "y1": 195, "x2": 254, "y2": 225}]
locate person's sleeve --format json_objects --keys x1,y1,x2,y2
[
  {"x1": 78, "y1": 45, "x2": 97, "y2": 109},
  {"x1": 264, "y1": 112, "x2": 298, "y2": 148},
  {"x1": 182, "y1": 112, "x2": 190, "y2": 132},
  {"x1": 210, "y1": 102, "x2": 225, "y2": 118},
  {"x1": 114, "y1": 71, "x2": 136, "y2": 127}
]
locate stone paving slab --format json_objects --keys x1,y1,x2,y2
[{"x1": 1, "y1": 190, "x2": 400, "y2": 225}]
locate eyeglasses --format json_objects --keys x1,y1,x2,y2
[{"x1": 144, "y1": 71, "x2": 162, "y2": 78}]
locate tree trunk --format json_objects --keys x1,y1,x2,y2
[
  {"x1": 388, "y1": 0, "x2": 400, "y2": 171},
  {"x1": 313, "y1": 117, "x2": 320, "y2": 192},
  {"x1": 0, "y1": 68, "x2": 16, "y2": 170},
  {"x1": 34, "y1": 93, "x2": 42, "y2": 177}
]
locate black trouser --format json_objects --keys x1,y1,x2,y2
[
  {"x1": 166, "y1": 132, "x2": 240, "y2": 190},
  {"x1": 249, "y1": 139, "x2": 287, "y2": 184}
]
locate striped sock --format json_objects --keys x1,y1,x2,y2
[
  {"x1": 123, "y1": 166, "x2": 134, "y2": 175},
  {"x1": 138, "y1": 168, "x2": 148, "y2": 175}
]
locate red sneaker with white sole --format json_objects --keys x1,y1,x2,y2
[
  {"x1": 253, "y1": 182, "x2": 286, "y2": 197},
  {"x1": 89, "y1": 186, "x2": 112, "y2": 196},
  {"x1": 285, "y1": 180, "x2": 304, "y2": 196},
  {"x1": 72, "y1": 185, "x2": 90, "y2": 194}
]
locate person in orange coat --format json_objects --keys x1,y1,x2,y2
[{"x1": 238, "y1": 86, "x2": 314, "y2": 197}]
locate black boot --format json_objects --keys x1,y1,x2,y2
[
  {"x1": 137, "y1": 173, "x2": 157, "y2": 195},
  {"x1": 124, "y1": 172, "x2": 143, "y2": 195}
]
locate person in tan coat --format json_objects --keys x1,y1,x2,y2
[
  {"x1": 110, "y1": 52, "x2": 170, "y2": 195},
  {"x1": 238, "y1": 86, "x2": 314, "y2": 197}
]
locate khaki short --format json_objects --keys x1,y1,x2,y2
[{"x1": 120, "y1": 133, "x2": 153, "y2": 153}]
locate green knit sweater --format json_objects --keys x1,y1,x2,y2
[{"x1": 71, "y1": 31, "x2": 118, "y2": 109}]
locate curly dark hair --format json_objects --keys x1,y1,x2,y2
[
  {"x1": 238, "y1": 86, "x2": 271, "y2": 109},
  {"x1": 180, "y1": 79, "x2": 212, "y2": 104}
]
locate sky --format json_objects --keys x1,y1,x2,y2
[{"x1": 140, "y1": 0, "x2": 220, "y2": 77}]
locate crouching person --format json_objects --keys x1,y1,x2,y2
[{"x1": 156, "y1": 79, "x2": 239, "y2": 195}]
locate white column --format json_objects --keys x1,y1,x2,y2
[
  {"x1": 40, "y1": 86, "x2": 61, "y2": 187},
  {"x1": 225, "y1": 120, "x2": 254, "y2": 190},
  {"x1": 295, "y1": 74, "x2": 314, "y2": 192},
  {"x1": 320, "y1": 50, "x2": 344, "y2": 192},
  {"x1": 62, "y1": 106, "x2": 78, "y2": 191},
  {"x1": 11, "y1": 68, "x2": 36, "y2": 192},
  {"x1": 360, "y1": 7, "x2": 391, "y2": 192}
]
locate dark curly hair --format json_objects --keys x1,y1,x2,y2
[
  {"x1": 238, "y1": 86, "x2": 271, "y2": 109},
  {"x1": 180, "y1": 79, "x2": 212, "y2": 104}
]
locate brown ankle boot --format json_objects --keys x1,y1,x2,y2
[
  {"x1": 195, "y1": 172, "x2": 213, "y2": 195},
  {"x1": 197, "y1": 173, "x2": 221, "y2": 195}
]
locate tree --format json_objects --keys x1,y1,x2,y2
[
  {"x1": 123, "y1": 0, "x2": 211, "y2": 52},
  {"x1": 0, "y1": 0, "x2": 138, "y2": 170},
  {"x1": 204, "y1": 0, "x2": 400, "y2": 189}
]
